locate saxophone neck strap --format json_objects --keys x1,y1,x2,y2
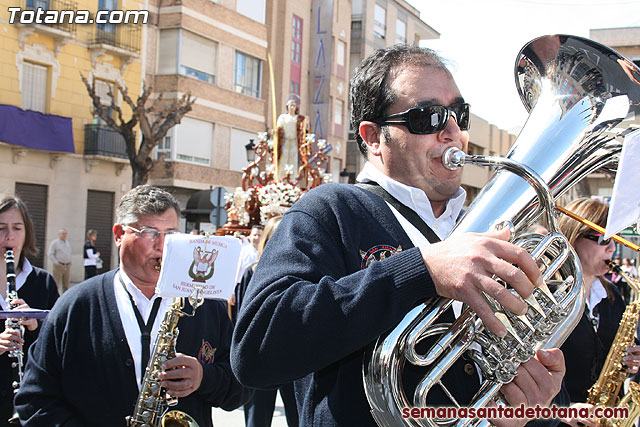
[
  {"x1": 356, "y1": 181, "x2": 441, "y2": 244},
  {"x1": 118, "y1": 274, "x2": 163, "y2": 379}
]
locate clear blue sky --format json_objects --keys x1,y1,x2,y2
[{"x1": 411, "y1": 0, "x2": 640, "y2": 132}]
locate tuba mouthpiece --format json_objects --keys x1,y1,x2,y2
[{"x1": 442, "y1": 147, "x2": 466, "y2": 170}]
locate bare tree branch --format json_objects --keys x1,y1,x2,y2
[
  {"x1": 80, "y1": 73, "x2": 123, "y2": 134},
  {"x1": 81, "y1": 73, "x2": 196, "y2": 187}
]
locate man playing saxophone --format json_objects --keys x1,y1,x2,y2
[
  {"x1": 232, "y1": 44, "x2": 566, "y2": 427},
  {"x1": 15, "y1": 185, "x2": 250, "y2": 426},
  {"x1": 557, "y1": 198, "x2": 640, "y2": 427}
]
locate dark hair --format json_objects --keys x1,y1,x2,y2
[
  {"x1": 0, "y1": 194, "x2": 38, "y2": 269},
  {"x1": 251, "y1": 224, "x2": 264, "y2": 232},
  {"x1": 116, "y1": 185, "x2": 181, "y2": 225},
  {"x1": 349, "y1": 44, "x2": 451, "y2": 156}
]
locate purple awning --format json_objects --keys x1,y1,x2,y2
[{"x1": 0, "y1": 104, "x2": 75, "y2": 153}]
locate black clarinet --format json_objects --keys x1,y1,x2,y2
[{"x1": 4, "y1": 249, "x2": 22, "y2": 425}]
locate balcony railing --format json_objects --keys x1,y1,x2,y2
[
  {"x1": 22, "y1": 0, "x2": 78, "y2": 35},
  {"x1": 84, "y1": 124, "x2": 129, "y2": 159},
  {"x1": 89, "y1": 24, "x2": 140, "y2": 54}
]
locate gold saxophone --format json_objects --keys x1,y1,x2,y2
[
  {"x1": 126, "y1": 292, "x2": 203, "y2": 427},
  {"x1": 586, "y1": 261, "x2": 640, "y2": 427}
]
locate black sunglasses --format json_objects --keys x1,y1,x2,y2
[
  {"x1": 582, "y1": 234, "x2": 612, "y2": 246},
  {"x1": 373, "y1": 103, "x2": 470, "y2": 135}
]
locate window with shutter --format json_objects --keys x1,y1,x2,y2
[{"x1": 22, "y1": 61, "x2": 48, "y2": 113}]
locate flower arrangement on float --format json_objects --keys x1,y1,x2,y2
[{"x1": 256, "y1": 181, "x2": 305, "y2": 223}]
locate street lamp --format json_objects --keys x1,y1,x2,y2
[
  {"x1": 245, "y1": 139, "x2": 256, "y2": 162},
  {"x1": 339, "y1": 168, "x2": 350, "y2": 184}
]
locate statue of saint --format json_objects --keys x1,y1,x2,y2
[{"x1": 276, "y1": 99, "x2": 309, "y2": 181}]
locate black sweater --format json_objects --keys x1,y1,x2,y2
[
  {"x1": 231, "y1": 183, "x2": 483, "y2": 426},
  {"x1": 560, "y1": 283, "x2": 627, "y2": 403},
  {"x1": 15, "y1": 269, "x2": 250, "y2": 426}
]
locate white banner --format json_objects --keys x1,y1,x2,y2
[
  {"x1": 605, "y1": 129, "x2": 640, "y2": 239},
  {"x1": 156, "y1": 234, "x2": 242, "y2": 300}
]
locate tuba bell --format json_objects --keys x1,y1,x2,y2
[{"x1": 363, "y1": 34, "x2": 640, "y2": 427}]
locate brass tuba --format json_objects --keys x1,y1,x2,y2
[{"x1": 363, "y1": 34, "x2": 640, "y2": 427}]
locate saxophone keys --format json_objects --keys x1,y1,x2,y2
[{"x1": 516, "y1": 345, "x2": 536, "y2": 362}]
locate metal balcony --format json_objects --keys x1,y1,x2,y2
[
  {"x1": 83, "y1": 124, "x2": 129, "y2": 159},
  {"x1": 22, "y1": 0, "x2": 78, "y2": 35},
  {"x1": 89, "y1": 23, "x2": 141, "y2": 54}
]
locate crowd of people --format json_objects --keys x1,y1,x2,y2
[{"x1": 1, "y1": 44, "x2": 639, "y2": 427}]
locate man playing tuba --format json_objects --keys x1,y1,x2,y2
[{"x1": 232, "y1": 44, "x2": 566, "y2": 426}]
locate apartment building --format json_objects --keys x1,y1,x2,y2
[
  {"x1": 0, "y1": 0, "x2": 144, "y2": 281},
  {"x1": 144, "y1": 0, "x2": 268, "y2": 232},
  {"x1": 144, "y1": 0, "x2": 353, "y2": 232},
  {"x1": 267, "y1": 0, "x2": 351, "y2": 181}
]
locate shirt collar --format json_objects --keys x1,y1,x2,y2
[
  {"x1": 15, "y1": 258, "x2": 33, "y2": 292},
  {"x1": 118, "y1": 267, "x2": 159, "y2": 304},
  {"x1": 587, "y1": 277, "x2": 607, "y2": 313},
  {"x1": 356, "y1": 161, "x2": 466, "y2": 224}
]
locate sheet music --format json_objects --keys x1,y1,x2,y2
[
  {"x1": 156, "y1": 234, "x2": 242, "y2": 300},
  {"x1": 605, "y1": 129, "x2": 640, "y2": 239}
]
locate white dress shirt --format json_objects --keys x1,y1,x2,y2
[
  {"x1": 356, "y1": 161, "x2": 466, "y2": 244},
  {"x1": 357, "y1": 161, "x2": 471, "y2": 337},
  {"x1": 586, "y1": 277, "x2": 606, "y2": 331},
  {"x1": 113, "y1": 268, "x2": 173, "y2": 389},
  {"x1": 235, "y1": 244, "x2": 259, "y2": 283},
  {"x1": 0, "y1": 258, "x2": 33, "y2": 309}
]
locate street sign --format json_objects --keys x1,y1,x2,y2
[
  {"x1": 210, "y1": 187, "x2": 227, "y2": 207},
  {"x1": 209, "y1": 187, "x2": 228, "y2": 227}
]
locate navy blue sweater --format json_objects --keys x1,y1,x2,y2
[
  {"x1": 232, "y1": 183, "x2": 450, "y2": 425},
  {"x1": 15, "y1": 269, "x2": 250, "y2": 426}
]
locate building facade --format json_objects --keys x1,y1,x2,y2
[
  {"x1": 145, "y1": 0, "x2": 354, "y2": 232},
  {"x1": 144, "y1": 0, "x2": 268, "y2": 233},
  {"x1": 0, "y1": 0, "x2": 144, "y2": 282}
]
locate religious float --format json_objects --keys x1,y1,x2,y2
[{"x1": 215, "y1": 102, "x2": 334, "y2": 236}]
